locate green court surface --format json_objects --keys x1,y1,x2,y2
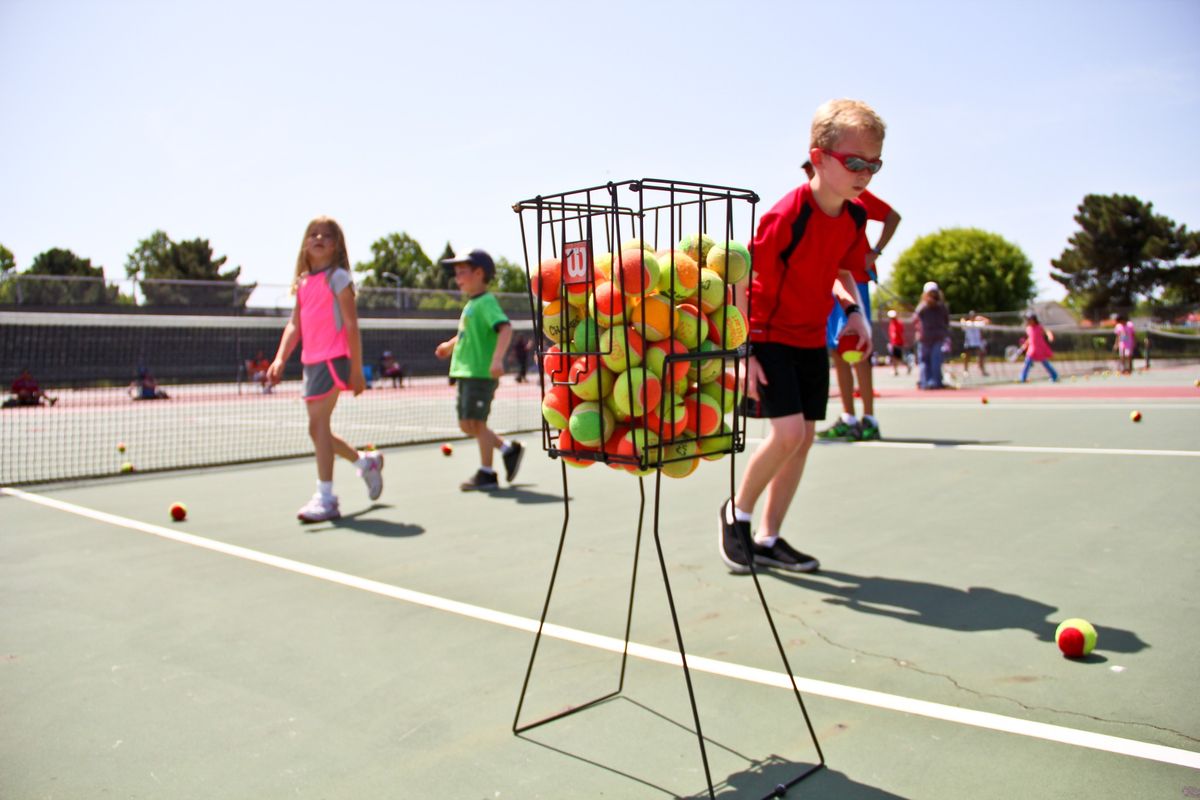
[{"x1": 2, "y1": 366, "x2": 1198, "y2": 799}]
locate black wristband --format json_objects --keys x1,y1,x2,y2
[
  {"x1": 844, "y1": 303, "x2": 862, "y2": 316},
  {"x1": 870, "y1": 247, "x2": 883, "y2": 255}
]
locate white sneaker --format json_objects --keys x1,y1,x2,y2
[
  {"x1": 297, "y1": 493, "x2": 340, "y2": 523},
  {"x1": 358, "y1": 451, "x2": 384, "y2": 501}
]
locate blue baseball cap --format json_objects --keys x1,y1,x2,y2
[{"x1": 441, "y1": 249, "x2": 495, "y2": 280}]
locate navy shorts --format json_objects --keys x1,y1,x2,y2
[
  {"x1": 742, "y1": 342, "x2": 829, "y2": 421},
  {"x1": 456, "y1": 378, "x2": 497, "y2": 421}
]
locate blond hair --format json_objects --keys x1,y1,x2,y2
[
  {"x1": 810, "y1": 99, "x2": 886, "y2": 151},
  {"x1": 292, "y1": 216, "x2": 350, "y2": 291}
]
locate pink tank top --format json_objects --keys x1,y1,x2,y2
[{"x1": 298, "y1": 267, "x2": 352, "y2": 364}]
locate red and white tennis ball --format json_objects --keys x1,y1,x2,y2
[
  {"x1": 169, "y1": 502, "x2": 187, "y2": 522},
  {"x1": 441, "y1": 443, "x2": 453, "y2": 456},
  {"x1": 1055, "y1": 618, "x2": 1097, "y2": 658},
  {"x1": 1130, "y1": 410, "x2": 1142, "y2": 422}
]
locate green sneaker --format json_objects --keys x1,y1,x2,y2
[
  {"x1": 817, "y1": 419, "x2": 858, "y2": 440},
  {"x1": 858, "y1": 419, "x2": 881, "y2": 441}
]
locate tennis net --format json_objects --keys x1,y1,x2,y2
[{"x1": 1, "y1": 311, "x2": 541, "y2": 486}]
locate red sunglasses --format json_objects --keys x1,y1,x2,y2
[{"x1": 821, "y1": 149, "x2": 883, "y2": 174}]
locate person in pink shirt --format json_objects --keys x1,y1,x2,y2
[
  {"x1": 267, "y1": 216, "x2": 384, "y2": 522},
  {"x1": 1112, "y1": 313, "x2": 1136, "y2": 374},
  {"x1": 1018, "y1": 311, "x2": 1059, "y2": 383}
]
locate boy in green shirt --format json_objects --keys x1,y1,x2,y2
[{"x1": 436, "y1": 249, "x2": 524, "y2": 491}]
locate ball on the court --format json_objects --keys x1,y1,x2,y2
[
  {"x1": 169, "y1": 502, "x2": 187, "y2": 522},
  {"x1": 120, "y1": 461, "x2": 134, "y2": 474},
  {"x1": 1055, "y1": 618, "x2": 1097, "y2": 658},
  {"x1": 1130, "y1": 410, "x2": 1142, "y2": 422},
  {"x1": 981, "y1": 396, "x2": 989, "y2": 405},
  {"x1": 117, "y1": 442, "x2": 126, "y2": 453},
  {"x1": 441, "y1": 443, "x2": 453, "y2": 456},
  {"x1": 364, "y1": 443, "x2": 377, "y2": 451},
  {"x1": 1194, "y1": 378, "x2": 1199, "y2": 388}
]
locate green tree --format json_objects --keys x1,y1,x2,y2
[
  {"x1": 8, "y1": 248, "x2": 119, "y2": 305},
  {"x1": 492, "y1": 256, "x2": 527, "y2": 294},
  {"x1": 354, "y1": 232, "x2": 436, "y2": 310},
  {"x1": 0, "y1": 244, "x2": 14, "y2": 274},
  {"x1": 126, "y1": 230, "x2": 250, "y2": 308},
  {"x1": 885, "y1": 228, "x2": 1034, "y2": 313},
  {"x1": 1050, "y1": 194, "x2": 1199, "y2": 319}
]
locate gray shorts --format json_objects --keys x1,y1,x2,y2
[
  {"x1": 303, "y1": 357, "x2": 351, "y2": 401},
  {"x1": 456, "y1": 378, "x2": 497, "y2": 421}
]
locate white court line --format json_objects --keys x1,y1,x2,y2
[
  {"x1": 746, "y1": 439, "x2": 1200, "y2": 458},
  {"x1": 870, "y1": 401, "x2": 1199, "y2": 411},
  {"x1": 3, "y1": 485, "x2": 1198, "y2": 772}
]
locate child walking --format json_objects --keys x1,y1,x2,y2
[
  {"x1": 1018, "y1": 311, "x2": 1059, "y2": 383},
  {"x1": 267, "y1": 216, "x2": 383, "y2": 522},
  {"x1": 719, "y1": 98, "x2": 883, "y2": 574},
  {"x1": 436, "y1": 249, "x2": 524, "y2": 491}
]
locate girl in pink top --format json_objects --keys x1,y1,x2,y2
[
  {"x1": 1018, "y1": 312, "x2": 1059, "y2": 383},
  {"x1": 1113, "y1": 314, "x2": 1136, "y2": 374},
  {"x1": 267, "y1": 216, "x2": 383, "y2": 522}
]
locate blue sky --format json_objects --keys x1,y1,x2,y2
[{"x1": 2, "y1": 0, "x2": 1197, "y2": 304}]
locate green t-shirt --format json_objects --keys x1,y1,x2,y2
[{"x1": 449, "y1": 292, "x2": 510, "y2": 379}]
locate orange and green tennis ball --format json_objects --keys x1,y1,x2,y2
[
  {"x1": 658, "y1": 250, "x2": 699, "y2": 301},
  {"x1": 1055, "y1": 618, "x2": 1097, "y2": 658},
  {"x1": 684, "y1": 391, "x2": 723, "y2": 436},
  {"x1": 568, "y1": 401, "x2": 614, "y2": 449},
  {"x1": 696, "y1": 268, "x2": 727, "y2": 314},
  {"x1": 644, "y1": 338, "x2": 690, "y2": 395},
  {"x1": 169, "y1": 502, "x2": 187, "y2": 522},
  {"x1": 530, "y1": 257, "x2": 562, "y2": 303},
  {"x1": 542, "y1": 344, "x2": 571, "y2": 383},
  {"x1": 120, "y1": 462, "x2": 134, "y2": 474},
  {"x1": 628, "y1": 293, "x2": 674, "y2": 342},
  {"x1": 705, "y1": 240, "x2": 751, "y2": 284},
  {"x1": 672, "y1": 302, "x2": 706, "y2": 349},
  {"x1": 1130, "y1": 410, "x2": 1142, "y2": 422},
  {"x1": 567, "y1": 355, "x2": 613, "y2": 401},
  {"x1": 660, "y1": 439, "x2": 700, "y2": 479},
  {"x1": 698, "y1": 422, "x2": 734, "y2": 461},
  {"x1": 646, "y1": 396, "x2": 689, "y2": 439},
  {"x1": 612, "y1": 367, "x2": 663, "y2": 418},
  {"x1": 541, "y1": 383, "x2": 573, "y2": 430},
  {"x1": 687, "y1": 339, "x2": 723, "y2": 384},
  {"x1": 700, "y1": 369, "x2": 741, "y2": 413},
  {"x1": 619, "y1": 245, "x2": 661, "y2": 291},
  {"x1": 555, "y1": 428, "x2": 596, "y2": 468},
  {"x1": 599, "y1": 325, "x2": 644, "y2": 374},
  {"x1": 117, "y1": 442, "x2": 127, "y2": 453},
  {"x1": 616, "y1": 428, "x2": 660, "y2": 475},
  {"x1": 981, "y1": 396, "x2": 989, "y2": 404},
  {"x1": 590, "y1": 280, "x2": 626, "y2": 328},
  {"x1": 441, "y1": 443, "x2": 453, "y2": 456},
  {"x1": 570, "y1": 316, "x2": 601, "y2": 354},
  {"x1": 707, "y1": 305, "x2": 747, "y2": 350},
  {"x1": 542, "y1": 299, "x2": 582, "y2": 345},
  {"x1": 678, "y1": 233, "x2": 716, "y2": 267},
  {"x1": 612, "y1": 248, "x2": 654, "y2": 298}
]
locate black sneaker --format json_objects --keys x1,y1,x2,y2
[
  {"x1": 502, "y1": 441, "x2": 525, "y2": 483},
  {"x1": 718, "y1": 500, "x2": 752, "y2": 574},
  {"x1": 461, "y1": 469, "x2": 499, "y2": 492},
  {"x1": 753, "y1": 537, "x2": 820, "y2": 572}
]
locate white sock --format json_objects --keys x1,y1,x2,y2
[
  {"x1": 863, "y1": 414, "x2": 878, "y2": 427},
  {"x1": 500, "y1": 441, "x2": 514, "y2": 455},
  {"x1": 841, "y1": 413, "x2": 857, "y2": 426},
  {"x1": 755, "y1": 532, "x2": 778, "y2": 547},
  {"x1": 317, "y1": 480, "x2": 334, "y2": 499},
  {"x1": 480, "y1": 465, "x2": 496, "y2": 475},
  {"x1": 725, "y1": 502, "x2": 752, "y2": 524}
]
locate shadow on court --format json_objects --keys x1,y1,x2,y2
[
  {"x1": 770, "y1": 570, "x2": 1149, "y2": 654},
  {"x1": 817, "y1": 437, "x2": 1009, "y2": 447},
  {"x1": 486, "y1": 484, "x2": 567, "y2": 505},
  {"x1": 322, "y1": 505, "x2": 426, "y2": 537}
]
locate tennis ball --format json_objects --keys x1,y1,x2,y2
[
  {"x1": 590, "y1": 281, "x2": 626, "y2": 328},
  {"x1": 594, "y1": 251, "x2": 613, "y2": 282},
  {"x1": 657, "y1": 250, "x2": 699, "y2": 301},
  {"x1": 571, "y1": 316, "x2": 601, "y2": 354},
  {"x1": 613, "y1": 249, "x2": 654, "y2": 298},
  {"x1": 705, "y1": 241, "x2": 751, "y2": 284},
  {"x1": 120, "y1": 462, "x2": 134, "y2": 474},
  {"x1": 556, "y1": 428, "x2": 596, "y2": 468},
  {"x1": 567, "y1": 356, "x2": 613, "y2": 401},
  {"x1": 543, "y1": 344, "x2": 571, "y2": 383},
  {"x1": 981, "y1": 396, "x2": 989, "y2": 405},
  {"x1": 1130, "y1": 410, "x2": 1142, "y2": 422},
  {"x1": 1055, "y1": 618, "x2": 1097, "y2": 658},
  {"x1": 568, "y1": 401, "x2": 614, "y2": 448},
  {"x1": 622, "y1": 245, "x2": 661, "y2": 290},
  {"x1": 541, "y1": 383, "x2": 573, "y2": 430},
  {"x1": 628, "y1": 293, "x2": 674, "y2": 342},
  {"x1": 678, "y1": 233, "x2": 716, "y2": 266},
  {"x1": 604, "y1": 387, "x2": 631, "y2": 422},
  {"x1": 687, "y1": 339, "x2": 723, "y2": 384},
  {"x1": 530, "y1": 258, "x2": 562, "y2": 303},
  {"x1": 644, "y1": 339, "x2": 691, "y2": 396},
  {"x1": 645, "y1": 396, "x2": 689, "y2": 439},
  {"x1": 699, "y1": 370, "x2": 740, "y2": 414},
  {"x1": 697, "y1": 422, "x2": 734, "y2": 461},
  {"x1": 599, "y1": 325, "x2": 645, "y2": 374},
  {"x1": 684, "y1": 391, "x2": 723, "y2": 436},
  {"x1": 660, "y1": 439, "x2": 700, "y2": 479},
  {"x1": 696, "y1": 269, "x2": 726, "y2": 314},
  {"x1": 837, "y1": 331, "x2": 864, "y2": 364},
  {"x1": 441, "y1": 443, "x2": 453, "y2": 456},
  {"x1": 117, "y1": 442, "x2": 126, "y2": 453},
  {"x1": 617, "y1": 428, "x2": 660, "y2": 475},
  {"x1": 672, "y1": 302, "x2": 707, "y2": 349},
  {"x1": 542, "y1": 300, "x2": 582, "y2": 345},
  {"x1": 612, "y1": 367, "x2": 663, "y2": 418},
  {"x1": 169, "y1": 502, "x2": 187, "y2": 522},
  {"x1": 707, "y1": 305, "x2": 747, "y2": 350},
  {"x1": 1194, "y1": 378, "x2": 1199, "y2": 388}
]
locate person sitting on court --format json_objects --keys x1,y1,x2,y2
[
  {"x1": 379, "y1": 350, "x2": 404, "y2": 388},
  {"x1": 248, "y1": 351, "x2": 273, "y2": 393},
  {"x1": 130, "y1": 368, "x2": 170, "y2": 400},
  {"x1": 4, "y1": 368, "x2": 57, "y2": 408}
]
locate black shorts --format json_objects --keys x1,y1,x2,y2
[
  {"x1": 456, "y1": 378, "x2": 497, "y2": 421},
  {"x1": 742, "y1": 342, "x2": 829, "y2": 420}
]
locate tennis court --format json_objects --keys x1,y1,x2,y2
[{"x1": 2, "y1": 365, "x2": 1198, "y2": 799}]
